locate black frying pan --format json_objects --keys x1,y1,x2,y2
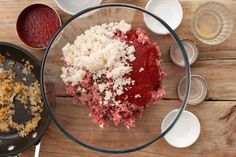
[{"x1": 0, "y1": 42, "x2": 51, "y2": 157}]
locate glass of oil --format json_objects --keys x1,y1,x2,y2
[{"x1": 192, "y1": 2, "x2": 234, "y2": 45}]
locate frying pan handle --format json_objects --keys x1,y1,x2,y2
[
  {"x1": 34, "y1": 141, "x2": 41, "y2": 157},
  {"x1": 11, "y1": 154, "x2": 21, "y2": 157},
  {"x1": 10, "y1": 141, "x2": 41, "y2": 157}
]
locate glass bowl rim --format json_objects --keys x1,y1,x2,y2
[{"x1": 40, "y1": 3, "x2": 191, "y2": 154}]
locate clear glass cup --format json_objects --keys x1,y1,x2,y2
[{"x1": 191, "y1": 2, "x2": 234, "y2": 45}]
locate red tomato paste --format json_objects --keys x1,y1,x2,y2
[{"x1": 17, "y1": 4, "x2": 61, "y2": 48}]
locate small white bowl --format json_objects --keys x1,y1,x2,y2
[
  {"x1": 161, "y1": 109, "x2": 201, "y2": 148},
  {"x1": 55, "y1": 0, "x2": 102, "y2": 15},
  {"x1": 144, "y1": 0, "x2": 183, "y2": 35}
]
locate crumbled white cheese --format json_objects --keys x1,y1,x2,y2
[
  {"x1": 115, "y1": 100, "x2": 121, "y2": 106},
  {"x1": 135, "y1": 94, "x2": 141, "y2": 99},
  {"x1": 117, "y1": 89, "x2": 124, "y2": 96},
  {"x1": 61, "y1": 21, "x2": 136, "y2": 106},
  {"x1": 98, "y1": 83, "x2": 107, "y2": 93},
  {"x1": 104, "y1": 91, "x2": 113, "y2": 101},
  {"x1": 76, "y1": 86, "x2": 82, "y2": 91},
  {"x1": 81, "y1": 88, "x2": 87, "y2": 93},
  {"x1": 139, "y1": 67, "x2": 144, "y2": 72},
  {"x1": 61, "y1": 67, "x2": 86, "y2": 85},
  {"x1": 103, "y1": 100, "x2": 108, "y2": 105},
  {"x1": 113, "y1": 20, "x2": 131, "y2": 33},
  {"x1": 107, "y1": 65, "x2": 132, "y2": 79},
  {"x1": 99, "y1": 123, "x2": 104, "y2": 128},
  {"x1": 93, "y1": 74, "x2": 98, "y2": 80}
]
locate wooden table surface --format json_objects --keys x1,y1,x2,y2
[{"x1": 1, "y1": 0, "x2": 236, "y2": 156}]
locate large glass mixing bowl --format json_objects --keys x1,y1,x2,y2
[{"x1": 40, "y1": 4, "x2": 191, "y2": 154}]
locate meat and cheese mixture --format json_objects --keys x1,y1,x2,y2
[
  {"x1": 0, "y1": 54, "x2": 43, "y2": 137},
  {"x1": 61, "y1": 20, "x2": 166, "y2": 128}
]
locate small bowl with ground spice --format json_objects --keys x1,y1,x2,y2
[{"x1": 16, "y1": 3, "x2": 61, "y2": 50}]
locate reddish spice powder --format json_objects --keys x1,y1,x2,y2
[
  {"x1": 17, "y1": 4, "x2": 61, "y2": 48},
  {"x1": 116, "y1": 28, "x2": 164, "y2": 107}
]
